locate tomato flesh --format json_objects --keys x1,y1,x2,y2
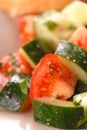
[
  {"x1": 69, "y1": 26, "x2": 87, "y2": 51},
  {"x1": 0, "y1": 52, "x2": 33, "y2": 88},
  {"x1": 16, "y1": 15, "x2": 36, "y2": 46},
  {"x1": 30, "y1": 54, "x2": 77, "y2": 102}
]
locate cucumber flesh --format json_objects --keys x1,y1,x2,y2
[
  {"x1": 73, "y1": 92, "x2": 87, "y2": 116},
  {"x1": 62, "y1": 1, "x2": 87, "y2": 26},
  {"x1": 34, "y1": 10, "x2": 76, "y2": 52},
  {"x1": 33, "y1": 97, "x2": 85, "y2": 129},
  {"x1": 55, "y1": 40, "x2": 87, "y2": 82}
]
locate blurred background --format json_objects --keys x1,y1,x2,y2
[
  {"x1": 0, "y1": 0, "x2": 86, "y2": 17},
  {"x1": 0, "y1": 0, "x2": 87, "y2": 54}
]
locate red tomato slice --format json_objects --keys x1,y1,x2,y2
[
  {"x1": 0, "y1": 52, "x2": 33, "y2": 89},
  {"x1": 69, "y1": 26, "x2": 87, "y2": 51},
  {"x1": 16, "y1": 15, "x2": 36, "y2": 46},
  {"x1": 30, "y1": 54, "x2": 77, "y2": 102}
]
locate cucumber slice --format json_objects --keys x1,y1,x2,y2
[
  {"x1": 0, "y1": 74, "x2": 31, "y2": 111},
  {"x1": 73, "y1": 92, "x2": 87, "y2": 116},
  {"x1": 33, "y1": 97, "x2": 85, "y2": 129},
  {"x1": 75, "y1": 81, "x2": 87, "y2": 94},
  {"x1": 55, "y1": 40, "x2": 87, "y2": 82},
  {"x1": 34, "y1": 10, "x2": 76, "y2": 52},
  {"x1": 19, "y1": 39, "x2": 46, "y2": 68},
  {"x1": 62, "y1": 1, "x2": 87, "y2": 26}
]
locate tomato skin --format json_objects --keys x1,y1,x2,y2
[
  {"x1": 16, "y1": 15, "x2": 36, "y2": 46},
  {"x1": 69, "y1": 26, "x2": 87, "y2": 51},
  {"x1": 0, "y1": 52, "x2": 33, "y2": 88},
  {"x1": 30, "y1": 54, "x2": 77, "y2": 102}
]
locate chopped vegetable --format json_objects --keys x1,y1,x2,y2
[
  {"x1": 0, "y1": 74, "x2": 31, "y2": 112},
  {"x1": 19, "y1": 39, "x2": 46, "y2": 68},
  {"x1": 30, "y1": 54, "x2": 77, "y2": 102},
  {"x1": 0, "y1": 52, "x2": 33, "y2": 89},
  {"x1": 55, "y1": 40, "x2": 87, "y2": 82},
  {"x1": 33, "y1": 97, "x2": 85, "y2": 129},
  {"x1": 1, "y1": 1, "x2": 87, "y2": 129},
  {"x1": 62, "y1": 1, "x2": 87, "y2": 26},
  {"x1": 34, "y1": 10, "x2": 76, "y2": 52},
  {"x1": 69, "y1": 26, "x2": 87, "y2": 50},
  {"x1": 73, "y1": 92, "x2": 87, "y2": 116},
  {"x1": 16, "y1": 15, "x2": 36, "y2": 46}
]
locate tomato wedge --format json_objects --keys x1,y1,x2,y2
[
  {"x1": 69, "y1": 26, "x2": 87, "y2": 51},
  {"x1": 30, "y1": 54, "x2": 77, "y2": 102},
  {"x1": 16, "y1": 15, "x2": 36, "y2": 46},
  {"x1": 0, "y1": 52, "x2": 33, "y2": 89}
]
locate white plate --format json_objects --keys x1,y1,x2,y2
[{"x1": 0, "y1": 108, "x2": 60, "y2": 130}]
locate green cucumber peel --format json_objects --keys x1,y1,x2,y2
[
  {"x1": 0, "y1": 74, "x2": 31, "y2": 111},
  {"x1": 75, "y1": 116, "x2": 87, "y2": 128},
  {"x1": 55, "y1": 40, "x2": 87, "y2": 72}
]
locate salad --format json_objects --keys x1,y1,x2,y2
[{"x1": 0, "y1": 1, "x2": 87, "y2": 129}]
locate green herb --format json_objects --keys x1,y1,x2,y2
[
  {"x1": 6, "y1": 70, "x2": 17, "y2": 76},
  {"x1": 44, "y1": 21, "x2": 57, "y2": 30},
  {"x1": 9, "y1": 54, "x2": 19, "y2": 66},
  {"x1": 67, "y1": 25, "x2": 76, "y2": 30},
  {"x1": 73, "y1": 100, "x2": 82, "y2": 106},
  {"x1": 19, "y1": 80, "x2": 28, "y2": 99},
  {"x1": 50, "y1": 64, "x2": 55, "y2": 70},
  {"x1": 10, "y1": 74, "x2": 31, "y2": 89}
]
